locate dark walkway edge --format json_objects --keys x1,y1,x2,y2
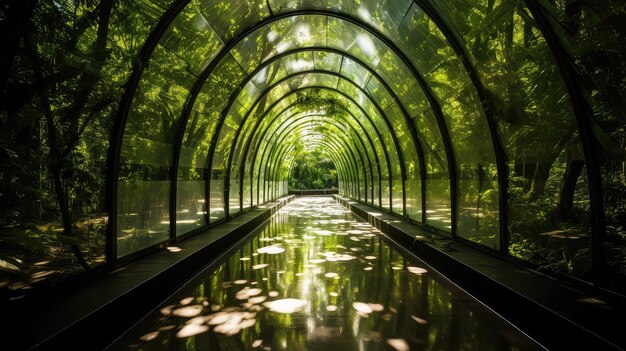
[
  {"x1": 11, "y1": 196, "x2": 294, "y2": 351},
  {"x1": 333, "y1": 195, "x2": 625, "y2": 351}
]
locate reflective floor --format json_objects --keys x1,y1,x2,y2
[{"x1": 111, "y1": 197, "x2": 542, "y2": 351}]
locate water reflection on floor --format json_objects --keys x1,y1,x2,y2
[{"x1": 112, "y1": 197, "x2": 542, "y2": 351}]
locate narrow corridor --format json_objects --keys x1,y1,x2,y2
[{"x1": 113, "y1": 197, "x2": 540, "y2": 350}]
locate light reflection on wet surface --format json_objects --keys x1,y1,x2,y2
[{"x1": 113, "y1": 197, "x2": 542, "y2": 350}]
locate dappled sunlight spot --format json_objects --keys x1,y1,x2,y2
[
  {"x1": 240, "y1": 257, "x2": 250, "y2": 261},
  {"x1": 349, "y1": 236, "x2": 361, "y2": 242},
  {"x1": 363, "y1": 267, "x2": 373, "y2": 271},
  {"x1": 252, "y1": 339, "x2": 263, "y2": 348},
  {"x1": 326, "y1": 305, "x2": 338, "y2": 312},
  {"x1": 387, "y1": 338, "x2": 409, "y2": 351},
  {"x1": 257, "y1": 245, "x2": 285, "y2": 254},
  {"x1": 158, "y1": 325, "x2": 176, "y2": 331},
  {"x1": 252, "y1": 263, "x2": 269, "y2": 270},
  {"x1": 364, "y1": 256, "x2": 376, "y2": 260},
  {"x1": 392, "y1": 266, "x2": 402, "y2": 270},
  {"x1": 411, "y1": 315, "x2": 428, "y2": 324},
  {"x1": 160, "y1": 305, "x2": 174, "y2": 316},
  {"x1": 408, "y1": 266, "x2": 428, "y2": 274},
  {"x1": 171, "y1": 305, "x2": 203, "y2": 318},
  {"x1": 264, "y1": 298, "x2": 307, "y2": 313},
  {"x1": 296, "y1": 272, "x2": 304, "y2": 276},
  {"x1": 368, "y1": 303, "x2": 384, "y2": 312},
  {"x1": 313, "y1": 229, "x2": 334, "y2": 236},
  {"x1": 269, "y1": 291, "x2": 279, "y2": 297},
  {"x1": 210, "y1": 304, "x2": 221, "y2": 312},
  {"x1": 352, "y1": 302, "x2": 373, "y2": 314},
  {"x1": 139, "y1": 331, "x2": 159, "y2": 341},
  {"x1": 236, "y1": 288, "x2": 262, "y2": 300},
  {"x1": 234, "y1": 279, "x2": 248, "y2": 285},
  {"x1": 309, "y1": 259, "x2": 326, "y2": 264},
  {"x1": 186, "y1": 316, "x2": 206, "y2": 325},
  {"x1": 321, "y1": 252, "x2": 356, "y2": 262},
  {"x1": 249, "y1": 296, "x2": 267, "y2": 304},
  {"x1": 324, "y1": 272, "x2": 338, "y2": 278},
  {"x1": 176, "y1": 324, "x2": 208, "y2": 338},
  {"x1": 179, "y1": 297, "x2": 194, "y2": 305},
  {"x1": 330, "y1": 292, "x2": 339, "y2": 297}
]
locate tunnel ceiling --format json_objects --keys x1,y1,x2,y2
[
  {"x1": 112, "y1": 0, "x2": 606, "y2": 258},
  {"x1": 5, "y1": 0, "x2": 624, "y2": 291}
]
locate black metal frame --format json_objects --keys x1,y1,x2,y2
[
  {"x1": 105, "y1": 0, "x2": 190, "y2": 261},
  {"x1": 523, "y1": 1, "x2": 606, "y2": 282},
  {"x1": 222, "y1": 71, "x2": 378, "y2": 212},
  {"x1": 258, "y1": 113, "x2": 373, "y2": 202},
  {"x1": 244, "y1": 97, "x2": 384, "y2": 207},
  {"x1": 245, "y1": 86, "x2": 400, "y2": 211},
  {"x1": 222, "y1": 65, "x2": 414, "y2": 215},
  {"x1": 414, "y1": 0, "x2": 509, "y2": 250},
  {"x1": 264, "y1": 120, "x2": 367, "y2": 202}
]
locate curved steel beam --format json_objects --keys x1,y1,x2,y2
[
  {"x1": 261, "y1": 118, "x2": 368, "y2": 202},
  {"x1": 246, "y1": 86, "x2": 396, "y2": 209},
  {"x1": 220, "y1": 69, "x2": 409, "y2": 217}
]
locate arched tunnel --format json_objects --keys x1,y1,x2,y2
[{"x1": 1, "y1": 1, "x2": 625, "y2": 349}]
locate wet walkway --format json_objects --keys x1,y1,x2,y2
[{"x1": 111, "y1": 197, "x2": 542, "y2": 350}]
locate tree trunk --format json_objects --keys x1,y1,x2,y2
[
  {"x1": 528, "y1": 162, "x2": 551, "y2": 199},
  {"x1": 558, "y1": 159, "x2": 584, "y2": 219}
]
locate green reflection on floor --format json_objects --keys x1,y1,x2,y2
[{"x1": 115, "y1": 197, "x2": 541, "y2": 351}]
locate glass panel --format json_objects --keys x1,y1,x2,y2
[
  {"x1": 327, "y1": 17, "x2": 387, "y2": 68},
  {"x1": 269, "y1": 0, "x2": 412, "y2": 37},
  {"x1": 437, "y1": 1, "x2": 590, "y2": 269},
  {"x1": 230, "y1": 15, "x2": 327, "y2": 74},
  {"x1": 198, "y1": 0, "x2": 270, "y2": 41},
  {"x1": 340, "y1": 57, "x2": 372, "y2": 88},
  {"x1": 159, "y1": 2, "x2": 223, "y2": 76},
  {"x1": 376, "y1": 50, "x2": 429, "y2": 117},
  {"x1": 175, "y1": 176, "x2": 206, "y2": 236},
  {"x1": 314, "y1": 51, "x2": 343, "y2": 72}
]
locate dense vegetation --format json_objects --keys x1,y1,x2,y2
[{"x1": 288, "y1": 151, "x2": 338, "y2": 190}]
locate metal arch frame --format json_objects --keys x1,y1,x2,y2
[
  {"x1": 260, "y1": 117, "x2": 368, "y2": 202},
  {"x1": 522, "y1": 1, "x2": 606, "y2": 282},
  {"x1": 245, "y1": 86, "x2": 399, "y2": 210},
  {"x1": 107, "y1": 6, "x2": 497, "y2": 258},
  {"x1": 212, "y1": 57, "x2": 417, "y2": 218},
  {"x1": 241, "y1": 88, "x2": 391, "y2": 209},
  {"x1": 224, "y1": 73, "x2": 405, "y2": 214},
  {"x1": 280, "y1": 139, "x2": 351, "y2": 196},
  {"x1": 166, "y1": 10, "x2": 453, "y2": 234},
  {"x1": 226, "y1": 65, "x2": 406, "y2": 210},
  {"x1": 413, "y1": 0, "x2": 510, "y2": 251},
  {"x1": 244, "y1": 99, "x2": 385, "y2": 207},
  {"x1": 219, "y1": 47, "x2": 426, "y2": 217},
  {"x1": 210, "y1": 71, "x2": 375, "y2": 215},
  {"x1": 264, "y1": 128, "x2": 357, "y2": 199},
  {"x1": 279, "y1": 138, "x2": 352, "y2": 197},
  {"x1": 268, "y1": 130, "x2": 356, "y2": 200},
  {"x1": 247, "y1": 111, "x2": 379, "y2": 206},
  {"x1": 243, "y1": 99, "x2": 385, "y2": 207},
  {"x1": 266, "y1": 125, "x2": 360, "y2": 200},
  {"x1": 258, "y1": 113, "x2": 374, "y2": 203},
  {"x1": 106, "y1": 0, "x2": 190, "y2": 260}
]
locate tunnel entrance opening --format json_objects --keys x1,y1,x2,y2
[{"x1": 288, "y1": 149, "x2": 338, "y2": 192}]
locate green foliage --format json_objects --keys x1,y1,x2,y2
[{"x1": 289, "y1": 151, "x2": 338, "y2": 190}]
